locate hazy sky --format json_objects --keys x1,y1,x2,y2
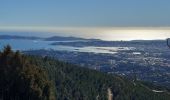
[
  {"x1": 1, "y1": 0, "x2": 170, "y2": 27},
  {"x1": 1, "y1": 0, "x2": 170, "y2": 40}
]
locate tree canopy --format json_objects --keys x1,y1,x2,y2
[
  {"x1": 0, "y1": 45, "x2": 55, "y2": 100},
  {"x1": 0, "y1": 45, "x2": 170, "y2": 100}
]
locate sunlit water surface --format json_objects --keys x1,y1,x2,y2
[{"x1": 0, "y1": 39, "x2": 134, "y2": 54}]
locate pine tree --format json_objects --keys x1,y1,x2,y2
[{"x1": 0, "y1": 45, "x2": 56, "y2": 100}]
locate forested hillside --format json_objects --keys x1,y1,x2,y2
[
  {"x1": 0, "y1": 45, "x2": 170, "y2": 100},
  {"x1": 0, "y1": 45, "x2": 55, "y2": 100},
  {"x1": 29, "y1": 56, "x2": 170, "y2": 100}
]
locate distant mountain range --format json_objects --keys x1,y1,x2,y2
[
  {"x1": 0, "y1": 35, "x2": 100, "y2": 41},
  {"x1": 0, "y1": 35, "x2": 42, "y2": 40},
  {"x1": 0, "y1": 35, "x2": 165, "y2": 42},
  {"x1": 45, "y1": 36, "x2": 87, "y2": 41}
]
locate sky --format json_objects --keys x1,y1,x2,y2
[
  {"x1": 1, "y1": 0, "x2": 170, "y2": 27},
  {"x1": 0, "y1": 0, "x2": 170, "y2": 40}
]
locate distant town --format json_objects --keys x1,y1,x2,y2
[
  {"x1": 0, "y1": 34, "x2": 170, "y2": 88},
  {"x1": 23, "y1": 39, "x2": 170, "y2": 89}
]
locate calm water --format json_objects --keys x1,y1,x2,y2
[
  {"x1": 1, "y1": 28, "x2": 170, "y2": 41},
  {"x1": 0, "y1": 39, "x2": 134, "y2": 54}
]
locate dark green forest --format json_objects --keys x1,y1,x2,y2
[
  {"x1": 0, "y1": 45, "x2": 170, "y2": 100},
  {"x1": 0, "y1": 45, "x2": 55, "y2": 100}
]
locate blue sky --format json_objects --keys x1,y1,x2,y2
[{"x1": 1, "y1": 0, "x2": 170, "y2": 27}]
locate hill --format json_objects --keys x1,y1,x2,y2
[
  {"x1": 0, "y1": 45, "x2": 55, "y2": 100},
  {"x1": 28, "y1": 55, "x2": 170, "y2": 100},
  {"x1": 0, "y1": 45, "x2": 170, "y2": 100},
  {"x1": 0, "y1": 34, "x2": 100, "y2": 41},
  {"x1": 0, "y1": 35, "x2": 42, "y2": 40},
  {"x1": 44, "y1": 36, "x2": 87, "y2": 41}
]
